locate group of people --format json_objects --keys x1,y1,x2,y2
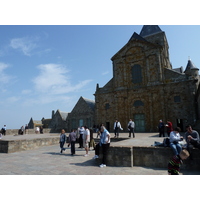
[
  {"x1": 114, "y1": 119, "x2": 135, "y2": 138},
  {"x1": 59, "y1": 125, "x2": 111, "y2": 168},
  {"x1": 0, "y1": 124, "x2": 30, "y2": 137},
  {"x1": 167, "y1": 124, "x2": 200, "y2": 175},
  {"x1": 158, "y1": 119, "x2": 173, "y2": 137}
]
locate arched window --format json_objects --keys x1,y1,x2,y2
[
  {"x1": 133, "y1": 100, "x2": 144, "y2": 107},
  {"x1": 132, "y1": 64, "x2": 142, "y2": 83}
]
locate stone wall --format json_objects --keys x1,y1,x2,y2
[
  {"x1": 98, "y1": 145, "x2": 200, "y2": 170},
  {"x1": 0, "y1": 136, "x2": 59, "y2": 153},
  {"x1": 4, "y1": 128, "x2": 51, "y2": 135}
]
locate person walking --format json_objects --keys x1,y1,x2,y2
[
  {"x1": 68, "y1": 129, "x2": 77, "y2": 155},
  {"x1": 113, "y1": 119, "x2": 123, "y2": 138},
  {"x1": 59, "y1": 129, "x2": 67, "y2": 154},
  {"x1": 127, "y1": 119, "x2": 135, "y2": 138},
  {"x1": 78, "y1": 126, "x2": 85, "y2": 148},
  {"x1": 83, "y1": 126, "x2": 90, "y2": 157}
]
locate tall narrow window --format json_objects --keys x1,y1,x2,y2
[
  {"x1": 105, "y1": 103, "x2": 110, "y2": 110},
  {"x1": 132, "y1": 64, "x2": 142, "y2": 83}
]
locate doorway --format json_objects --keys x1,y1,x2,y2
[
  {"x1": 134, "y1": 114, "x2": 145, "y2": 132},
  {"x1": 106, "y1": 122, "x2": 110, "y2": 132}
]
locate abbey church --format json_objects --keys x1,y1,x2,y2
[
  {"x1": 94, "y1": 25, "x2": 200, "y2": 132},
  {"x1": 29, "y1": 25, "x2": 200, "y2": 133}
]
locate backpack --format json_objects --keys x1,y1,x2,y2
[{"x1": 163, "y1": 137, "x2": 170, "y2": 147}]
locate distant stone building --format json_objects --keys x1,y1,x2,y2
[
  {"x1": 94, "y1": 25, "x2": 200, "y2": 132},
  {"x1": 41, "y1": 118, "x2": 52, "y2": 128},
  {"x1": 66, "y1": 96, "x2": 95, "y2": 131},
  {"x1": 28, "y1": 118, "x2": 43, "y2": 129},
  {"x1": 49, "y1": 109, "x2": 69, "y2": 132}
]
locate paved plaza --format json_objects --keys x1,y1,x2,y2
[{"x1": 0, "y1": 132, "x2": 200, "y2": 175}]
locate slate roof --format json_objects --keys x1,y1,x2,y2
[
  {"x1": 140, "y1": 25, "x2": 162, "y2": 37},
  {"x1": 128, "y1": 32, "x2": 147, "y2": 43},
  {"x1": 59, "y1": 111, "x2": 69, "y2": 120},
  {"x1": 82, "y1": 97, "x2": 95, "y2": 111},
  {"x1": 173, "y1": 66, "x2": 184, "y2": 74},
  {"x1": 184, "y1": 59, "x2": 199, "y2": 72}
]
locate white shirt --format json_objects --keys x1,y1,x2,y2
[{"x1": 83, "y1": 128, "x2": 90, "y2": 142}]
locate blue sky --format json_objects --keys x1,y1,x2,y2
[{"x1": 1, "y1": 25, "x2": 200, "y2": 129}]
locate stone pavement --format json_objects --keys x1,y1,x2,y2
[{"x1": 0, "y1": 132, "x2": 200, "y2": 175}]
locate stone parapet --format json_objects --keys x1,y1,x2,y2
[
  {"x1": 0, "y1": 135, "x2": 59, "y2": 153},
  {"x1": 4, "y1": 128, "x2": 51, "y2": 135},
  {"x1": 98, "y1": 145, "x2": 200, "y2": 170}
]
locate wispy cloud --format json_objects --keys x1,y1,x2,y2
[
  {"x1": 102, "y1": 70, "x2": 109, "y2": 75},
  {"x1": 10, "y1": 36, "x2": 39, "y2": 56},
  {"x1": 0, "y1": 62, "x2": 13, "y2": 84},
  {"x1": 28, "y1": 63, "x2": 92, "y2": 105}
]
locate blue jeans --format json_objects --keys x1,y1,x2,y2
[{"x1": 170, "y1": 142, "x2": 182, "y2": 155}]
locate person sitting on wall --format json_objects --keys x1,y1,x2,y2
[
  {"x1": 169, "y1": 127, "x2": 183, "y2": 156},
  {"x1": 185, "y1": 125, "x2": 200, "y2": 160}
]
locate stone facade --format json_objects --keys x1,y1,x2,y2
[
  {"x1": 66, "y1": 96, "x2": 95, "y2": 131},
  {"x1": 49, "y1": 109, "x2": 69, "y2": 132},
  {"x1": 94, "y1": 25, "x2": 200, "y2": 132},
  {"x1": 28, "y1": 118, "x2": 43, "y2": 129}
]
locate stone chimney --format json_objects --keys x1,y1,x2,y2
[{"x1": 52, "y1": 110, "x2": 55, "y2": 118}]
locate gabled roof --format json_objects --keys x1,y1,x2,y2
[
  {"x1": 128, "y1": 32, "x2": 147, "y2": 43},
  {"x1": 111, "y1": 26, "x2": 162, "y2": 61},
  {"x1": 82, "y1": 97, "x2": 95, "y2": 111},
  {"x1": 58, "y1": 110, "x2": 69, "y2": 120},
  {"x1": 140, "y1": 25, "x2": 162, "y2": 37}
]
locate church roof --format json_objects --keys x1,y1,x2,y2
[
  {"x1": 140, "y1": 25, "x2": 162, "y2": 37},
  {"x1": 184, "y1": 59, "x2": 198, "y2": 72},
  {"x1": 128, "y1": 32, "x2": 147, "y2": 42}
]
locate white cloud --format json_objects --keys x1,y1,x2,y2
[
  {"x1": 10, "y1": 36, "x2": 39, "y2": 56},
  {"x1": 33, "y1": 63, "x2": 92, "y2": 95}
]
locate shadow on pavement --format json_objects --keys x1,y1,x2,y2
[{"x1": 69, "y1": 159, "x2": 98, "y2": 167}]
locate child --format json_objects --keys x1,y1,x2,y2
[
  {"x1": 59, "y1": 129, "x2": 67, "y2": 154},
  {"x1": 168, "y1": 149, "x2": 190, "y2": 175},
  {"x1": 68, "y1": 129, "x2": 77, "y2": 155}
]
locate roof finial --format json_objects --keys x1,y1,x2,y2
[{"x1": 188, "y1": 56, "x2": 191, "y2": 60}]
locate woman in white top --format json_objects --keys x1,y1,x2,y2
[{"x1": 169, "y1": 127, "x2": 183, "y2": 155}]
